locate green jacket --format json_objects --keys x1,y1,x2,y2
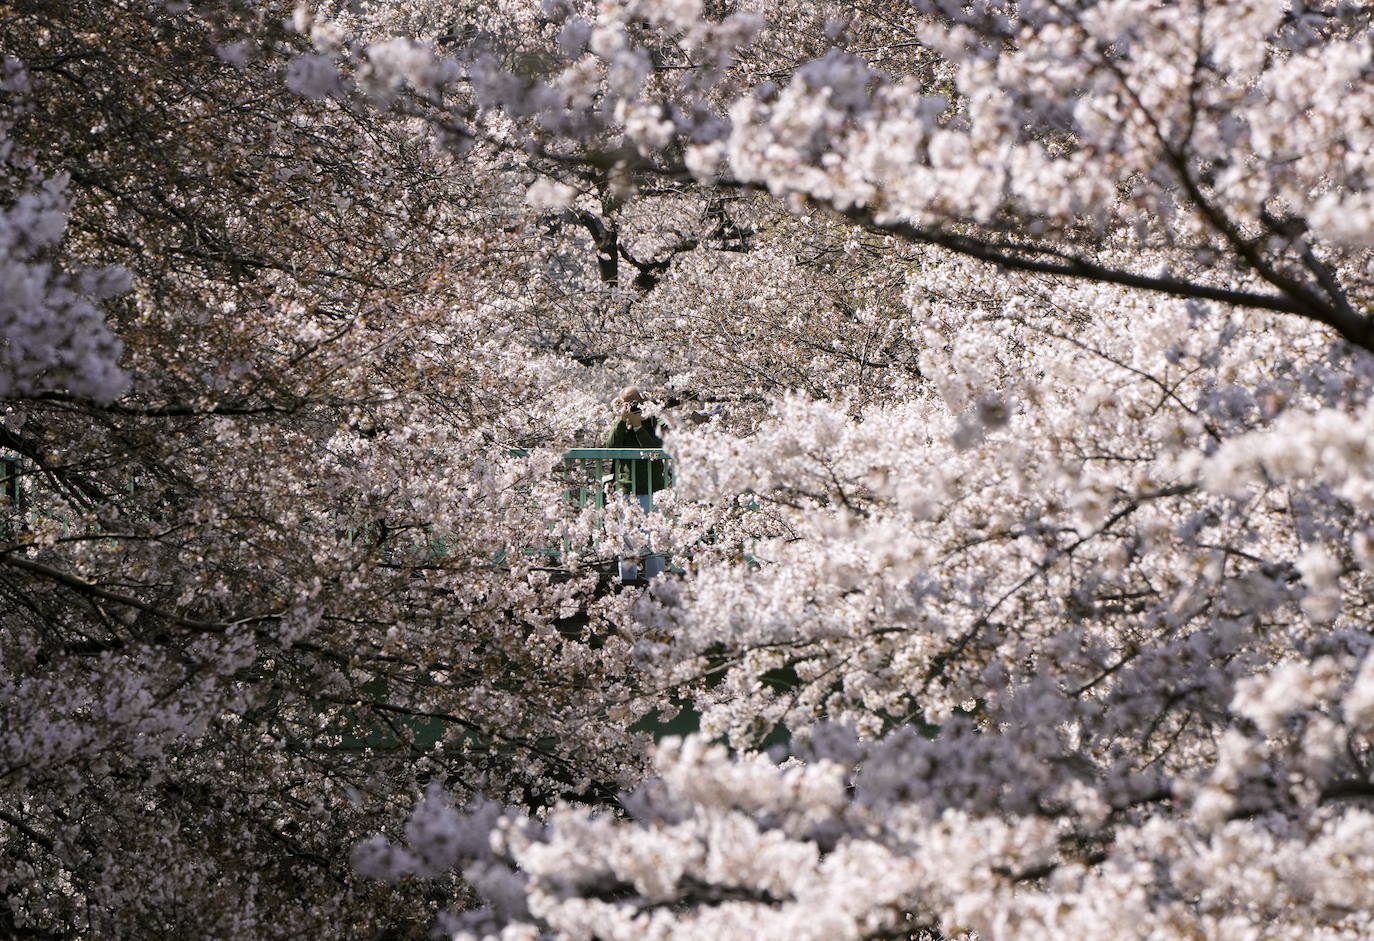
[{"x1": 606, "y1": 415, "x2": 670, "y2": 494}]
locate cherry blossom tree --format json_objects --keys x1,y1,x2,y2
[
  {"x1": 1, "y1": 3, "x2": 664, "y2": 935},
  {"x1": 362, "y1": 259, "x2": 1374, "y2": 940},
  {"x1": 5, "y1": 0, "x2": 1374, "y2": 938},
  {"x1": 313, "y1": 1, "x2": 1374, "y2": 938}
]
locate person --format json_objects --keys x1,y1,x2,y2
[{"x1": 605, "y1": 386, "x2": 670, "y2": 581}]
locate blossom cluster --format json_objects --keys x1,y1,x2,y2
[{"x1": 5, "y1": 0, "x2": 1374, "y2": 938}]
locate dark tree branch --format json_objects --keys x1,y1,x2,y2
[
  {"x1": 0, "y1": 555, "x2": 279, "y2": 633},
  {"x1": 617, "y1": 237, "x2": 699, "y2": 291},
  {"x1": 833, "y1": 201, "x2": 1374, "y2": 349},
  {"x1": 565, "y1": 208, "x2": 620, "y2": 285}
]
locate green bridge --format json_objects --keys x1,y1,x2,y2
[{"x1": 542, "y1": 447, "x2": 674, "y2": 511}]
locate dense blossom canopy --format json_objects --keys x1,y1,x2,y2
[{"x1": 3, "y1": 0, "x2": 1374, "y2": 938}]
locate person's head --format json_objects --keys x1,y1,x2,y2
[{"x1": 619, "y1": 385, "x2": 645, "y2": 414}]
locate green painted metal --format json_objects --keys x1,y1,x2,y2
[
  {"x1": 553, "y1": 447, "x2": 673, "y2": 513},
  {"x1": 1, "y1": 451, "x2": 75, "y2": 537}
]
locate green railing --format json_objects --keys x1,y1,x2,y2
[
  {"x1": 0, "y1": 452, "x2": 101, "y2": 538},
  {"x1": 552, "y1": 448, "x2": 673, "y2": 512},
  {"x1": 493, "y1": 447, "x2": 674, "y2": 568}
]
